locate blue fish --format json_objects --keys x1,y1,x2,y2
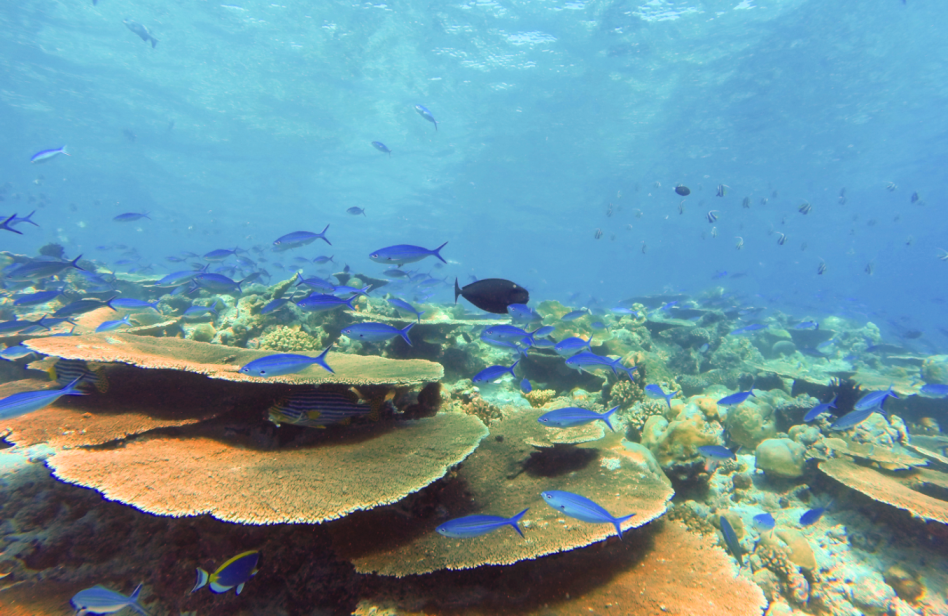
[
  {"x1": 799, "y1": 506, "x2": 828, "y2": 527},
  {"x1": 203, "y1": 247, "x2": 241, "y2": 262},
  {"x1": 803, "y1": 395, "x2": 837, "y2": 422},
  {"x1": 31, "y1": 146, "x2": 69, "y2": 163},
  {"x1": 481, "y1": 324, "x2": 529, "y2": 342},
  {"x1": 95, "y1": 315, "x2": 133, "y2": 333},
  {"x1": 697, "y1": 445, "x2": 735, "y2": 460},
  {"x1": 113, "y1": 211, "x2": 150, "y2": 222},
  {"x1": 541, "y1": 490, "x2": 635, "y2": 540},
  {"x1": 346, "y1": 206, "x2": 366, "y2": 216},
  {"x1": 111, "y1": 298, "x2": 160, "y2": 312},
  {"x1": 54, "y1": 297, "x2": 117, "y2": 318},
  {"x1": 590, "y1": 321, "x2": 607, "y2": 330},
  {"x1": 369, "y1": 242, "x2": 448, "y2": 266},
  {"x1": 854, "y1": 386, "x2": 898, "y2": 411},
  {"x1": 4, "y1": 254, "x2": 84, "y2": 281},
  {"x1": 342, "y1": 322, "x2": 414, "y2": 346},
  {"x1": 193, "y1": 273, "x2": 246, "y2": 294},
  {"x1": 388, "y1": 298, "x2": 424, "y2": 322},
  {"x1": 239, "y1": 348, "x2": 334, "y2": 377},
  {"x1": 13, "y1": 290, "x2": 63, "y2": 305},
  {"x1": 752, "y1": 513, "x2": 775, "y2": 532},
  {"x1": 472, "y1": 359, "x2": 520, "y2": 384},
  {"x1": 312, "y1": 255, "x2": 335, "y2": 265},
  {"x1": 153, "y1": 270, "x2": 197, "y2": 287},
  {"x1": 717, "y1": 390, "x2": 755, "y2": 407},
  {"x1": 437, "y1": 509, "x2": 529, "y2": 538},
  {"x1": 538, "y1": 405, "x2": 619, "y2": 432},
  {"x1": 554, "y1": 337, "x2": 591, "y2": 356},
  {"x1": 272, "y1": 227, "x2": 331, "y2": 251},
  {"x1": 261, "y1": 298, "x2": 289, "y2": 314},
  {"x1": 183, "y1": 305, "x2": 218, "y2": 318},
  {"x1": 521, "y1": 378, "x2": 532, "y2": 393},
  {"x1": 414, "y1": 104, "x2": 438, "y2": 131},
  {"x1": 371, "y1": 141, "x2": 391, "y2": 155},
  {"x1": 0, "y1": 378, "x2": 85, "y2": 420},
  {"x1": 719, "y1": 516, "x2": 744, "y2": 565},
  {"x1": 565, "y1": 352, "x2": 636, "y2": 380},
  {"x1": 561, "y1": 309, "x2": 589, "y2": 321},
  {"x1": 332, "y1": 284, "x2": 370, "y2": 297},
  {"x1": 296, "y1": 294, "x2": 357, "y2": 313},
  {"x1": 644, "y1": 384, "x2": 678, "y2": 408},
  {"x1": 507, "y1": 303, "x2": 540, "y2": 322},
  {"x1": 829, "y1": 409, "x2": 878, "y2": 431},
  {"x1": 520, "y1": 325, "x2": 556, "y2": 348},
  {"x1": 729, "y1": 324, "x2": 767, "y2": 335},
  {"x1": 6, "y1": 210, "x2": 38, "y2": 228},
  {"x1": 295, "y1": 273, "x2": 336, "y2": 293},
  {"x1": 918, "y1": 384, "x2": 948, "y2": 398},
  {"x1": 192, "y1": 550, "x2": 260, "y2": 595},
  {"x1": 71, "y1": 582, "x2": 147, "y2": 615}
]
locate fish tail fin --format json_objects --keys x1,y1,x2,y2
[
  {"x1": 69, "y1": 254, "x2": 84, "y2": 271},
  {"x1": 320, "y1": 224, "x2": 331, "y2": 245},
  {"x1": 314, "y1": 344, "x2": 334, "y2": 374},
  {"x1": 23, "y1": 210, "x2": 38, "y2": 226},
  {"x1": 344, "y1": 295, "x2": 358, "y2": 311},
  {"x1": 128, "y1": 583, "x2": 148, "y2": 615},
  {"x1": 61, "y1": 146, "x2": 70, "y2": 156},
  {"x1": 602, "y1": 405, "x2": 619, "y2": 432},
  {"x1": 1, "y1": 214, "x2": 22, "y2": 234},
  {"x1": 399, "y1": 323, "x2": 414, "y2": 346},
  {"x1": 614, "y1": 513, "x2": 636, "y2": 540},
  {"x1": 453, "y1": 278, "x2": 461, "y2": 304},
  {"x1": 434, "y1": 121, "x2": 438, "y2": 131},
  {"x1": 191, "y1": 568, "x2": 209, "y2": 593},
  {"x1": 508, "y1": 508, "x2": 529, "y2": 537},
  {"x1": 106, "y1": 296, "x2": 118, "y2": 311},
  {"x1": 509, "y1": 358, "x2": 520, "y2": 377},
  {"x1": 829, "y1": 394, "x2": 838, "y2": 408},
  {"x1": 64, "y1": 377, "x2": 90, "y2": 396},
  {"x1": 432, "y1": 241, "x2": 448, "y2": 264}
]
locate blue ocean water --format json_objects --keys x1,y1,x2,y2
[
  {"x1": 1, "y1": 0, "x2": 944, "y2": 348},
  {"x1": 3, "y1": 1, "x2": 948, "y2": 614}
]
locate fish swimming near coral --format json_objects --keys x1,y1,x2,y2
[
  {"x1": 273, "y1": 226, "x2": 331, "y2": 251},
  {"x1": 565, "y1": 352, "x2": 636, "y2": 381},
  {"x1": 95, "y1": 314, "x2": 133, "y2": 333},
  {"x1": 239, "y1": 348, "x2": 334, "y2": 377},
  {"x1": 472, "y1": 359, "x2": 519, "y2": 384},
  {"x1": 436, "y1": 509, "x2": 529, "y2": 538},
  {"x1": 455, "y1": 277, "x2": 529, "y2": 315},
  {"x1": 520, "y1": 378, "x2": 532, "y2": 393},
  {"x1": 719, "y1": 516, "x2": 744, "y2": 566},
  {"x1": 753, "y1": 513, "x2": 775, "y2": 532},
  {"x1": 541, "y1": 490, "x2": 635, "y2": 540},
  {"x1": 644, "y1": 384, "x2": 678, "y2": 409},
  {"x1": 192, "y1": 551, "x2": 260, "y2": 595},
  {"x1": 918, "y1": 384, "x2": 948, "y2": 398},
  {"x1": 0, "y1": 377, "x2": 85, "y2": 420},
  {"x1": 388, "y1": 298, "x2": 424, "y2": 322},
  {"x1": 4, "y1": 254, "x2": 84, "y2": 281},
  {"x1": 854, "y1": 386, "x2": 898, "y2": 411},
  {"x1": 296, "y1": 294, "x2": 357, "y2": 313},
  {"x1": 799, "y1": 504, "x2": 830, "y2": 527},
  {"x1": 717, "y1": 390, "x2": 755, "y2": 407},
  {"x1": 50, "y1": 359, "x2": 110, "y2": 393},
  {"x1": 538, "y1": 405, "x2": 619, "y2": 431},
  {"x1": 828, "y1": 408, "x2": 878, "y2": 431},
  {"x1": 697, "y1": 445, "x2": 735, "y2": 460},
  {"x1": 268, "y1": 388, "x2": 376, "y2": 428},
  {"x1": 803, "y1": 395, "x2": 837, "y2": 422},
  {"x1": 554, "y1": 336, "x2": 591, "y2": 356},
  {"x1": 341, "y1": 322, "x2": 414, "y2": 346},
  {"x1": 71, "y1": 582, "x2": 147, "y2": 615},
  {"x1": 370, "y1": 242, "x2": 448, "y2": 266}
]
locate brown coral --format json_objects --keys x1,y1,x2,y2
[
  {"x1": 23, "y1": 333, "x2": 443, "y2": 386},
  {"x1": 48, "y1": 413, "x2": 488, "y2": 524},
  {"x1": 819, "y1": 459, "x2": 948, "y2": 524},
  {"x1": 522, "y1": 389, "x2": 555, "y2": 408},
  {"x1": 329, "y1": 422, "x2": 673, "y2": 576}
]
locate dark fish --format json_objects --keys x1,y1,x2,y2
[
  {"x1": 123, "y1": 18, "x2": 158, "y2": 48},
  {"x1": 799, "y1": 506, "x2": 827, "y2": 527},
  {"x1": 817, "y1": 260, "x2": 827, "y2": 275},
  {"x1": 268, "y1": 388, "x2": 375, "y2": 428},
  {"x1": 675, "y1": 185, "x2": 690, "y2": 196},
  {"x1": 697, "y1": 445, "x2": 735, "y2": 460},
  {"x1": 346, "y1": 207, "x2": 366, "y2": 216},
  {"x1": 414, "y1": 105, "x2": 438, "y2": 131},
  {"x1": 798, "y1": 201, "x2": 812, "y2": 214},
  {"x1": 371, "y1": 141, "x2": 391, "y2": 155},
  {"x1": 54, "y1": 297, "x2": 117, "y2": 317},
  {"x1": 4, "y1": 255, "x2": 84, "y2": 281},
  {"x1": 454, "y1": 278, "x2": 529, "y2": 314},
  {"x1": 911, "y1": 191, "x2": 919, "y2": 203},
  {"x1": 719, "y1": 516, "x2": 743, "y2": 565},
  {"x1": 113, "y1": 211, "x2": 150, "y2": 222},
  {"x1": 742, "y1": 196, "x2": 750, "y2": 208},
  {"x1": 192, "y1": 551, "x2": 259, "y2": 595},
  {"x1": 707, "y1": 210, "x2": 718, "y2": 223}
]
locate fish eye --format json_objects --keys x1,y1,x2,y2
[{"x1": 371, "y1": 253, "x2": 378, "y2": 258}]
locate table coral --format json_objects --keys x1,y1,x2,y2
[{"x1": 48, "y1": 412, "x2": 488, "y2": 524}]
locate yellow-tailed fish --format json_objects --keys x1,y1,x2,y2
[{"x1": 192, "y1": 550, "x2": 260, "y2": 595}]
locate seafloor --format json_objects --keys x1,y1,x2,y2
[{"x1": 0, "y1": 266, "x2": 946, "y2": 616}]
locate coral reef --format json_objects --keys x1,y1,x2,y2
[
  {"x1": 521, "y1": 388, "x2": 555, "y2": 408},
  {"x1": 259, "y1": 324, "x2": 325, "y2": 352}
]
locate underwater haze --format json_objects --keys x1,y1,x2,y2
[{"x1": 2, "y1": 0, "x2": 948, "y2": 615}]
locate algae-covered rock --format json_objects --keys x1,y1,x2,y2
[
  {"x1": 725, "y1": 401, "x2": 777, "y2": 449},
  {"x1": 921, "y1": 354, "x2": 948, "y2": 385},
  {"x1": 188, "y1": 322, "x2": 216, "y2": 343},
  {"x1": 641, "y1": 404, "x2": 720, "y2": 469},
  {"x1": 755, "y1": 438, "x2": 805, "y2": 479}
]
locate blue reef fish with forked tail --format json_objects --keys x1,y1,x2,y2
[
  {"x1": 753, "y1": 513, "x2": 775, "y2": 532},
  {"x1": 717, "y1": 390, "x2": 755, "y2": 407},
  {"x1": 192, "y1": 551, "x2": 260, "y2": 595},
  {"x1": 854, "y1": 386, "x2": 898, "y2": 411},
  {"x1": 697, "y1": 445, "x2": 735, "y2": 460},
  {"x1": 342, "y1": 322, "x2": 414, "y2": 346},
  {"x1": 31, "y1": 146, "x2": 69, "y2": 163},
  {"x1": 388, "y1": 298, "x2": 424, "y2": 322},
  {"x1": 296, "y1": 293, "x2": 357, "y2": 313},
  {"x1": 95, "y1": 314, "x2": 133, "y2": 333},
  {"x1": 370, "y1": 242, "x2": 448, "y2": 266},
  {"x1": 71, "y1": 582, "x2": 147, "y2": 615},
  {"x1": 803, "y1": 395, "x2": 837, "y2": 422},
  {"x1": 273, "y1": 226, "x2": 331, "y2": 251},
  {"x1": 4, "y1": 254, "x2": 84, "y2": 281},
  {"x1": 472, "y1": 359, "x2": 519, "y2": 384},
  {"x1": 371, "y1": 141, "x2": 391, "y2": 155},
  {"x1": 0, "y1": 378, "x2": 85, "y2": 420},
  {"x1": 541, "y1": 490, "x2": 635, "y2": 540},
  {"x1": 414, "y1": 104, "x2": 438, "y2": 131},
  {"x1": 719, "y1": 516, "x2": 744, "y2": 566},
  {"x1": 644, "y1": 384, "x2": 678, "y2": 409},
  {"x1": 239, "y1": 348, "x2": 333, "y2": 377},
  {"x1": 437, "y1": 509, "x2": 529, "y2": 538},
  {"x1": 538, "y1": 405, "x2": 619, "y2": 431},
  {"x1": 554, "y1": 336, "x2": 591, "y2": 356},
  {"x1": 565, "y1": 352, "x2": 636, "y2": 380}
]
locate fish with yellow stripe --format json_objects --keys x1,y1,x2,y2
[
  {"x1": 267, "y1": 387, "x2": 380, "y2": 429},
  {"x1": 192, "y1": 550, "x2": 260, "y2": 595},
  {"x1": 49, "y1": 358, "x2": 109, "y2": 393}
]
